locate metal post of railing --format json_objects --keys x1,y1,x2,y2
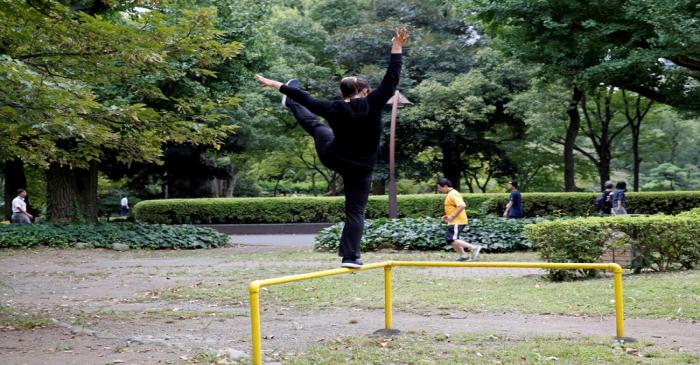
[
  {"x1": 249, "y1": 281, "x2": 263, "y2": 365},
  {"x1": 613, "y1": 267, "x2": 625, "y2": 340},
  {"x1": 384, "y1": 265, "x2": 393, "y2": 329}
]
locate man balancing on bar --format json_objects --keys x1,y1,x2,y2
[{"x1": 255, "y1": 27, "x2": 408, "y2": 268}]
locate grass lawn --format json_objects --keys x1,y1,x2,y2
[
  {"x1": 274, "y1": 333, "x2": 698, "y2": 365},
  {"x1": 153, "y1": 249, "x2": 700, "y2": 320}
]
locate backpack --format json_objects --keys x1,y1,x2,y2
[{"x1": 594, "y1": 191, "x2": 610, "y2": 212}]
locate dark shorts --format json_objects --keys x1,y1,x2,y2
[{"x1": 444, "y1": 224, "x2": 467, "y2": 245}]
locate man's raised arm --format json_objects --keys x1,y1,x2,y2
[{"x1": 367, "y1": 27, "x2": 409, "y2": 107}]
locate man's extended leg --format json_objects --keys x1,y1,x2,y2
[
  {"x1": 284, "y1": 81, "x2": 337, "y2": 167},
  {"x1": 339, "y1": 172, "x2": 372, "y2": 268}
]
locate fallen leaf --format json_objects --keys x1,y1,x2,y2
[
  {"x1": 377, "y1": 338, "x2": 392, "y2": 348},
  {"x1": 624, "y1": 347, "x2": 642, "y2": 357}
]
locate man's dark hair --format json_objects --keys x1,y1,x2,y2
[
  {"x1": 339, "y1": 76, "x2": 370, "y2": 98},
  {"x1": 437, "y1": 178, "x2": 452, "y2": 187},
  {"x1": 616, "y1": 181, "x2": 627, "y2": 190},
  {"x1": 16, "y1": 188, "x2": 26, "y2": 195},
  {"x1": 509, "y1": 179, "x2": 519, "y2": 188},
  {"x1": 604, "y1": 180, "x2": 614, "y2": 189}
]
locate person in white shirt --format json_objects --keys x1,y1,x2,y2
[
  {"x1": 120, "y1": 195, "x2": 129, "y2": 217},
  {"x1": 11, "y1": 189, "x2": 32, "y2": 224}
]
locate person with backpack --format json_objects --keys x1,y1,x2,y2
[
  {"x1": 611, "y1": 181, "x2": 628, "y2": 215},
  {"x1": 594, "y1": 180, "x2": 614, "y2": 215}
]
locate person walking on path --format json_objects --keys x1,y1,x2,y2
[
  {"x1": 255, "y1": 27, "x2": 409, "y2": 268},
  {"x1": 595, "y1": 180, "x2": 614, "y2": 215},
  {"x1": 120, "y1": 195, "x2": 129, "y2": 217},
  {"x1": 11, "y1": 189, "x2": 32, "y2": 224},
  {"x1": 503, "y1": 179, "x2": 524, "y2": 218},
  {"x1": 437, "y1": 178, "x2": 482, "y2": 261},
  {"x1": 611, "y1": 181, "x2": 628, "y2": 215}
]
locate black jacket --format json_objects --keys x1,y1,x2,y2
[{"x1": 280, "y1": 53, "x2": 403, "y2": 172}]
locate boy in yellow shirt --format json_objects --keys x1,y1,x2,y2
[{"x1": 437, "y1": 178, "x2": 481, "y2": 261}]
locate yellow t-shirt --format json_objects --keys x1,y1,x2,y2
[{"x1": 444, "y1": 189, "x2": 468, "y2": 225}]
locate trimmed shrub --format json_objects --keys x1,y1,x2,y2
[
  {"x1": 133, "y1": 191, "x2": 700, "y2": 224},
  {"x1": 314, "y1": 216, "x2": 536, "y2": 253},
  {"x1": 525, "y1": 216, "x2": 700, "y2": 281},
  {"x1": 0, "y1": 223, "x2": 228, "y2": 249},
  {"x1": 678, "y1": 207, "x2": 700, "y2": 218}
]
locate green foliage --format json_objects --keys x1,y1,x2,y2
[
  {"x1": 133, "y1": 191, "x2": 700, "y2": 224},
  {"x1": 642, "y1": 163, "x2": 700, "y2": 191},
  {"x1": 526, "y1": 216, "x2": 700, "y2": 281},
  {"x1": 465, "y1": 0, "x2": 700, "y2": 112},
  {"x1": 678, "y1": 207, "x2": 700, "y2": 219},
  {"x1": 0, "y1": 1, "x2": 237, "y2": 169},
  {"x1": 314, "y1": 216, "x2": 536, "y2": 253},
  {"x1": 0, "y1": 223, "x2": 227, "y2": 250}
]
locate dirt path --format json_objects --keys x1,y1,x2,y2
[{"x1": 1, "y1": 247, "x2": 697, "y2": 365}]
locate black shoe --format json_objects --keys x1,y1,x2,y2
[
  {"x1": 341, "y1": 259, "x2": 364, "y2": 269},
  {"x1": 282, "y1": 79, "x2": 300, "y2": 108}
]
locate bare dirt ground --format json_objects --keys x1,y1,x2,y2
[{"x1": 1, "y1": 246, "x2": 698, "y2": 365}]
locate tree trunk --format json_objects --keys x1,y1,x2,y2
[
  {"x1": 46, "y1": 164, "x2": 98, "y2": 223},
  {"x1": 226, "y1": 173, "x2": 237, "y2": 197},
  {"x1": 564, "y1": 86, "x2": 583, "y2": 191},
  {"x1": 441, "y1": 146, "x2": 462, "y2": 191},
  {"x1": 3, "y1": 159, "x2": 28, "y2": 220},
  {"x1": 632, "y1": 128, "x2": 641, "y2": 191},
  {"x1": 371, "y1": 179, "x2": 386, "y2": 195},
  {"x1": 597, "y1": 157, "x2": 611, "y2": 191}
]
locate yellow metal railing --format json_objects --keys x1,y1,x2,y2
[{"x1": 248, "y1": 261, "x2": 625, "y2": 365}]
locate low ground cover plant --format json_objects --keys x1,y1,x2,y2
[
  {"x1": 0, "y1": 223, "x2": 228, "y2": 249},
  {"x1": 314, "y1": 216, "x2": 536, "y2": 253}
]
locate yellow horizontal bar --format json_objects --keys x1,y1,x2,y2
[
  {"x1": 249, "y1": 261, "x2": 621, "y2": 293},
  {"x1": 389, "y1": 261, "x2": 622, "y2": 272},
  {"x1": 249, "y1": 261, "x2": 388, "y2": 293}
]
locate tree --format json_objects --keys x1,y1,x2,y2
[
  {"x1": 465, "y1": 0, "x2": 700, "y2": 191},
  {"x1": 400, "y1": 49, "x2": 527, "y2": 191},
  {"x1": 464, "y1": 0, "x2": 700, "y2": 110},
  {"x1": 621, "y1": 90, "x2": 653, "y2": 191},
  {"x1": 0, "y1": 1, "x2": 237, "y2": 221},
  {"x1": 574, "y1": 87, "x2": 629, "y2": 190},
  {"x1": 642, "y1": 163, "x2": 700, "y2": 191}
]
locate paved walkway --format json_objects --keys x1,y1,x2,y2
[
  {"x1": 229, "y1": 234, "x2": 316, "y2": 247},
  {"x1": 229, "y1": 234, "x2": 544, "y2": 278}
]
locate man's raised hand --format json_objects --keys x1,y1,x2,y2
[
  {"x1": 255, "y1": 75, "x2": 282, "y2": 90},
  {"x1": 392, "y1": 26, "x2": 409, "y2": 47}
]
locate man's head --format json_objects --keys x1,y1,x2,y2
[
  {"x1": 604, "y1": 180, "x2": 614, "y2": 189},
  {"x1": 437, "y1": 178, "x2": 452, "y2": 193},
  {"x1": 340, "y1": 76, "x2": 369, "y2": 99},
  {"x1": 616, "y1": 181, "x2": 627, "y2": 191},
  {"x1": 17, "y1": 188, "x2": 26, "y2": 198},
  {"x1": 507, "y1": 179, "x2": 518, "y2": 191}
]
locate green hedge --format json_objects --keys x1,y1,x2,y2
[
  {"x1": 525, "y1": 216, "x2": 700, "y2": 281},
  {"x1": 0, "y1": 223, "x2": 228, "y2": 249},
  {"x1": 133, "y1": 192, "x2": 700, "y2": 224},
  {"x1": 678, "y1": 207, "x2": 700, "y2": 218},
  {"x1": 314, "y1": 217, "x2": 536, "y2": 253}
]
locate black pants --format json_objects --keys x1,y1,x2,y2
[{"x1": 287, "y1": 100, "x2": 371, "y2": 261}]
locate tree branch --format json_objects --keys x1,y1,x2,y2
[
  {"x1": 573, "y1": 144, "x2": 599, "y2": 165},
  {"x1": 16, "y1": 49, "x2": 118, "y2": 60}
]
